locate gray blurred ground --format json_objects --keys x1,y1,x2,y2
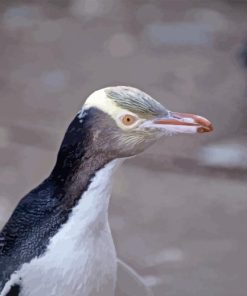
[{"x1": 0, "y1": 0, "x2": 247, "y2": 295}]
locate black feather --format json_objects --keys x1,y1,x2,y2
[{"x1": 5, "y1": 284, "x2": 21, "y2": 296}]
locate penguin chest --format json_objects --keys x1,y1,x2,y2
[
  {"x1": 18, "y1": 225, "x2": 117, "y2": 296},
  {"x1": 1, "y1": 160, "x2": 122, "y2": 296}
]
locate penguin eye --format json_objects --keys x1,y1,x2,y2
[{"x1": 121, "y1": 114, "x2": 138, "y2": 126}]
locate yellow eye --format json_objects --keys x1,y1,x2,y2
[{"x1": 121, "y1": 114, "x2": 137, "y2": 126}]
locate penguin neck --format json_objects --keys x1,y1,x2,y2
[
  {"x1": 50, "y1": 151, "x2": 114, "y2": 209},
  {"x1": 50, "y1": 152, "x2": 123, "y2": 227},
  {"x1": 69, "y1": 159, "x2": 123, "y2": 229},
  {"x1": 49, "y1": 114, "x2": 121, "y2": 212}
]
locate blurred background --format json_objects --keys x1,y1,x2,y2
[{"x1": 0, "y1": 0, "x2": 247, "y2": 295}]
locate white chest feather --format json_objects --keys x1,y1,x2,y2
[{"x1": 2, "y1": 159, "x2": 123, "y2": 296}]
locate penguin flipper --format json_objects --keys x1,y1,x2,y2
[{"x1": 116, "y1": 258, "x2": 153, "y2": 296}]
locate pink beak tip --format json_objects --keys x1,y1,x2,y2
[
  {"x1": 193, "y1": 115, "x2": 214, "y2": 133},
  {"x1": 171, "y1": 112, "x2": 214, "y2": 134},
  {"x1": 197, "y1": 124, "x2": 213, "y2": 133}
]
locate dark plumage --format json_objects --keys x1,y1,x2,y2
[{"x1": 5, "y1": 284, "x2": 21, "y2": 296}]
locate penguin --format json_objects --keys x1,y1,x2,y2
[{"x1": 0, "y1": 86, "x2": 213, "y2": 296}]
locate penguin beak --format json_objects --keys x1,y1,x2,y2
[{"x1": 150, "y1": 111, "x2": 213, "y2": 134}]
